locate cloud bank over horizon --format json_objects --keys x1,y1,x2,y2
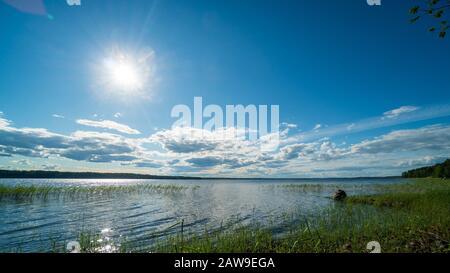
[{"x1": 1, "y1": 104, "x2": 449, "y2": 178}]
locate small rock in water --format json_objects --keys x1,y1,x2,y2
[{"x1": 333, "y1": 189, "x2": 347, "y2": 201}]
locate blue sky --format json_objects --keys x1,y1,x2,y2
[{"x1": 0, "y1": 0, "x2": 449, "y2": 177}]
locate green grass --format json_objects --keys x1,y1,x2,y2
[
  {"x1": 3, "y1": 178, "x2": 449, "y2": 253},
  {"x1": 152, "y1": 178, "x2": 449, "y2": 253}
]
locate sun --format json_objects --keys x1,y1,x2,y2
[
  {"x1": 95, "y1": 47, "x2": 156, "y2": 98},
  {"x1": 109, "y1": 59, "x2": 140, "y2": 90},
  {"x1": 104, "y1": 54, "x2": 143, "y2": 92}
]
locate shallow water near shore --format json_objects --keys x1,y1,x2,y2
[{"x1": 0, "y1": 178, "x2": 406, "y2": 252}]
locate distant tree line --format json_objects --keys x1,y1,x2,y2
[
  {"x1": 402, "y1": 159, "x2": 450, "y2": 178},
  {"x1": 0, "y1": 170, "x2": 200, "y2": 180}
]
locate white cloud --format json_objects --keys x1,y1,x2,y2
[
  {"x1": 279, "y1": 122, "x2": 298, "y2": 137},
  {"x1": 42, "y1": 164, "x2": 58, "y2": 171},
  {"x1": 185, "y1": 156, "x2": 256, "y2": 169},
  {"x1": 280, "y1": 122, "x2": 297, "y2": 129},
  {"x1": 278, "y1": 141, "x2": 346, "y2": 162},
  {"x1": 0, "y1": 117, "x2": 10, "y2": 128},
  {"x1": 350, "y1": 125, "x2": 450, "y2": 154},
  {"x1": 280, "y1": 143, "x2": 315, "y2": 160},
  {"x1": 284, "y1": 104, "x2": 450, "y2": 144},
  {"x1": 150, "y1": 127, "x2": 219, "y2": 153},
  {"x1": 313, "y1": 124, "x2": 322, "y2": 130},
  {"x1": 147, "y1": 126, "x2": 276, "y2": 172},
  {"x1": 76, "y1": 119, "x2": 141, "y2": 135},
  {"x1": 279, "y1": 125, "x2": 450, "y2": 164},
  {"x1": 52, "y1": 114, "x2": 65, "y2": 119},
  {"x1": 114, "y1": 112, "x2": 122, "y2": 118},
  {"x1": 13, "y1": 159, "x2": 31, "y2": 166},
  {"x1": 383, "y1": 106, "x2": 419, "y2": 119},
  {"x1": 149, "y1": 127, "x2": 254, "y2": 154},
  {"x1": 395, "y1": 156, "x2": 448, "y2": 168},
  {"x1": 1, "y1": 109, "x2": 450, "y2": 177},
  {"x1": 133, "y1": 160, "x2": 165, "y2": 168},
  {"x1": 0, "y1": 119, "x2": 143, "y2": 163}
]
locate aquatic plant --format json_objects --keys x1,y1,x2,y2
[
  {"x1": 3, "y1": 178, "x2": 449, "y2": 253},
  {"x1": 0, "y1": 184, "x2": 195, "y2": 201},
  {"x1": 153, "y1": 178, "x2": 450, "y2": 253}
]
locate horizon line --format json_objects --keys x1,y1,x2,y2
[{"x1": 0, "y1": 169, "x2": 403, "y2": 180}]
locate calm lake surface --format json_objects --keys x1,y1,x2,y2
[{"x1": 0, "y1": 178, "x2": 406, "y2": 252}]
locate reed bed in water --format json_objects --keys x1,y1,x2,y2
[
  {"x1": 148, "y1": 179, "x2": 450, "y2": 253},
  {"x1": 0, "y1": 184, "x2": 195, "y2": 200},
  {"x1": 3, "y1": 178, "x2": 449, "y2": 253},
  {"x1": 153, "y1": 179, "x2": 449, "y2": 253},
  {"x1": 271, "y1": 183, "x2": 383, "y2": 193}
]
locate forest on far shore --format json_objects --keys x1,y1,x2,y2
[{"x1": 402, "y1": 159, "x2": 450, "y2": 178}]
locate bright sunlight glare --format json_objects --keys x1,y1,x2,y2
[
  {"x1": 109, "y1": 59, "x2": 140, "y2": 90},
  {"x1": 94, "y1": 47, "x2": 156, "y2": 99}
]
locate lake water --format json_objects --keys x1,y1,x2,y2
[{"x1": 0, "y1": 178, "x2": 405, "y2": 252}]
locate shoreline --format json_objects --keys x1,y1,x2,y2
[
  {"x1": 0, "y1": 169, "x2": 401, "y2": 180},
  {"x1": 1, "y1": 178, "x2": 447, "y2": 253},
  {"x1": 151, "y1": 178, "x2": 449, "y2": 253}
]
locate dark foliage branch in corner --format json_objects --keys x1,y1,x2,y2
[{"x1": 410, "y1": 0, "x2": 450, "y2": 38}]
